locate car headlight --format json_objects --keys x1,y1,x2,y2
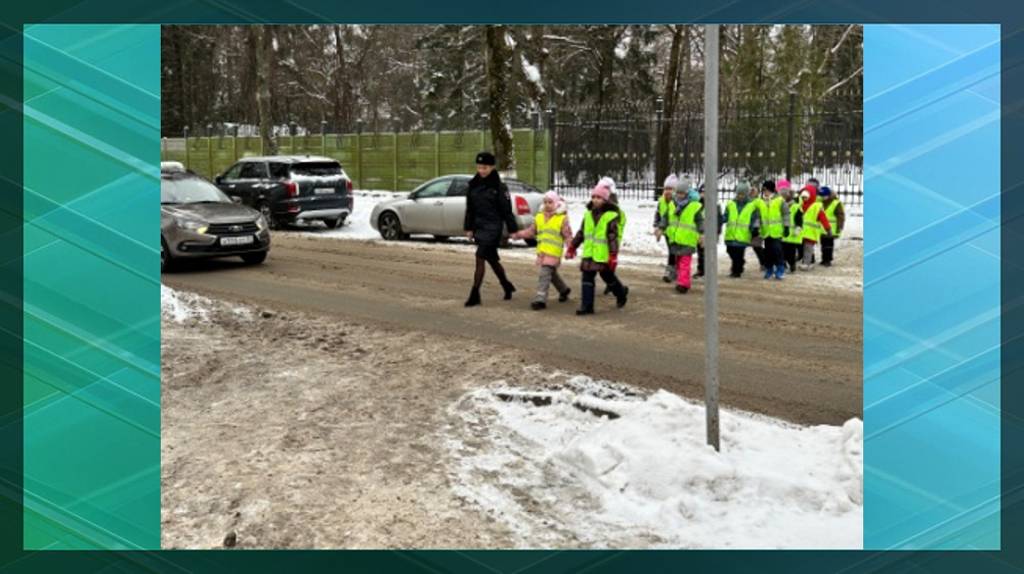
[
  {"x1": 255, "y1": 215, "x2": 268, "y2": 231},
  {"x1": 175, "y1": 218, "x2": 208, "y2": 234}
]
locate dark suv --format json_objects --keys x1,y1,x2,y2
[{"x1": 215, "y1": 156, "x2": 354, "y2": 230}]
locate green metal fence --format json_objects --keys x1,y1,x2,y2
[{"x1": 161, "y1": 129, "x2": 551, "y2": 192}]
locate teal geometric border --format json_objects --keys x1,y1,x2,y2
[
  {"x1": 863, "y1": 24, "x2": 1001, "y2": 550},
  {"x1": 22, "y1": 24, "x2": 160, "y2": 550}
]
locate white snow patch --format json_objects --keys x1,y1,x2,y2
[
  {"x1": 521, "y1": 54, "x2": 542, "y2": 85},
  {"x1": 161, "y1": 285, "x2": 212, "y2": 323},
  {"x1": 446, "y1": 376, "x2": 863, "y2": 549}
]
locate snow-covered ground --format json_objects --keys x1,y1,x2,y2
[
  {"x1": 162, "y1": 284, "x2": 862, "y2": 549},
  {"x1": 446, "y1": 375, "x2": 863, "y2": 549}
]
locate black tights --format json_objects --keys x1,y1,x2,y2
[{"x1": 473, "y1": 256, "x2": 510, "y2": 290}]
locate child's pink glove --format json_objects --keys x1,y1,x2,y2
[{"x1": 566, "y1": 244, "x2": 577, "y2": 260}]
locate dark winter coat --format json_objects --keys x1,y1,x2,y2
[
  {"x1": 463, "y1": 170, "x2": 518, "y2": 245},
  {"x1": 570, "y1": 202, "x2": 620, "y2": 272}
]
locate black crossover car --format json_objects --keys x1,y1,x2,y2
[{"x1": 214, "y1": 155, "x2": 354, "y2": 229}]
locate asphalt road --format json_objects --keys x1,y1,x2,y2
[{"x1": 162, "y1": 234, "x2": 863, "y2": 425}]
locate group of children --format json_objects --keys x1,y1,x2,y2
[
  {"x1": 653, "y1": 174, "x2": 847, "y2": 292},
  {"x1": 505, "y1": 173, "x2": 846, "y2": 315},
  {"x1": 513, "y1": 177, "x2": 629, "y2": 315}
]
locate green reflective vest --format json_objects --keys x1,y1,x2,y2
[
  {"x1": 657, "y1": 196, "x2": 672, "y2": 220},
  {"x1": 802, "y1": 202, "x2": 825, "y2": 243},
  {"x1": 534, "y1": 212, "x2": 567, "y2": 258},
  {"x1": 725, "y1": 201, "x2": 757, "y2": 244},
  {"x1": 616, "y1": 207, "x2": 627, "y2": 247},
  {"x1": 582, "y1": 210, "x2": 618, "y2": 263},
  {"x1": 669, "y1": 201, "x2": 703, "y2": 248},
  {"x1": 751, "y1": 197, "x2": 769, "y2": 234},
  {"x1": 783, "y1": 203, "x2": 803, "y2": 244},
  {"x1": 765, "y1": 196, "x2": 785, "y2": 239},
  {"x1": 823, "y1": 199, "x2": 843, "y2": 238}
]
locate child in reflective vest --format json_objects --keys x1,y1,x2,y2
[
  {"x1": 778, "y1": 180, "x2": 803, "y2": 273},
  {"x1": 760, "y1": 180, "x2": 788, "y2": 280},
  {"x1": 723, "y1": 180, "x2": 761, "y2": 278},
  {"x1": 658, "y1": 183, "x2": 704, "y2": 294},
  {"x1": 798, "y1": 185, "x2": 832, "y2": 271},
  {"x1": 511, "y1": 191, "x2": 574, "y2": 310},
  {"x1": 818, "y1": 186, "x2": 844, "y2": 267},
  {"x1": 654, "y1": 174, "x2": 684, "y2": 282},
  {"x1": 567, "y1": 185, "x2": 629, "y2": 315}
]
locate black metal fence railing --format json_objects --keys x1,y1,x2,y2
[{"x1": 548, "y1": 94, "x2": 863, "y2": 206}]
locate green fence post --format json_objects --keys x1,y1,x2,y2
[
  {"x1": 356, "y1": 119, "x2": 364, "y2": 189},
  {"x1": 321, "y1": 120, "x2": 327, "y2": 157},
  {"x1": 206, "y1": 124, "x2": 213, "y2": 178},
  {"x1": 393, "y1": 131, "x2": 399, "y2": 191},
  {"x1": 183, "y1": 126, "x2": 190, "y2": 170},
  {"x1": 434, "y1": 130, "x2": 440, "y2": 179}
]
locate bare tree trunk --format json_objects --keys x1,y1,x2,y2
[
  {"x1": 485, "y1": 25, "x2": 515, "y2": 171},
  {"x1": 655, "y1": 25, "x2": 684, "y2": 195},
  {"x1": 250, "y1": 25, "x2": 278, "y2": 154}
]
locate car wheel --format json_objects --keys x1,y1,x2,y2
[
  {"x1": 323, "y1": 217, "x2": 343, "y2": 229},
  {"x1": 433, "y1": 235, "x2": 450, "y2": 242},
  {"x1": 161, "y1": 238, "x2": 174, "y2": 272},
  {"x1": 378, "y1": 212, "x2": 406, "y2": 240},
  {"x1": 241, "y1": 251, "x2": 267, "y2": 265},
  {"x1": 259, "y1": 203, "x2": 279, "y2": 230}
]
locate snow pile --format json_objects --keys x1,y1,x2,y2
[
  {"x1": 161, "y1": 285, "x2": 212, "y2": 323},
  {"x1": 446, "y1": 376, "x2": 863, "y2": 549},
  {"x1": 162, "y1": 285, "x2": 255, "y2": 323}
]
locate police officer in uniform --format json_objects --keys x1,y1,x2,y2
[{"x1": 463, "y1": 151, "x2": 519, "y2": 307}]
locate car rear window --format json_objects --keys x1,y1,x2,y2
[
  {"x1": 269, "y1": 162, "x2": 290, "y2": 178},
  {"x1": 291, "y1": 162, "x2": 343, "y2": 176}
]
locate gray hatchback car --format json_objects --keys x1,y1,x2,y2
[{"x1": 161, "y1": 168, "x2": 271, "y2": 272}]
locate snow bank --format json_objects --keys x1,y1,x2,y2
[
  {"x1": 161, "y1": 285, "x2": 212, "y2": 323},
  {"x1": 161, "y1": 285, "x2": 252, "y2": 323},
  {"x1": 447, "y1": 376, "x2": 863, "y2": 549}
]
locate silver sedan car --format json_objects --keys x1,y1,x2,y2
[{"x1": 370, "y1": 175, "x2": 544, "y2": 244}]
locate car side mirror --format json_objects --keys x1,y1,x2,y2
[
  {"x1": 230, "y1": 196, "x2": 242, "y2": 204},
  {"x1": 214, "y1": 175, "x2": 223, "y2": 185}
]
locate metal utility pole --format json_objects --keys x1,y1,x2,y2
[{"x1": 703, "y1": 24, "x2": 721, "y2": 452}]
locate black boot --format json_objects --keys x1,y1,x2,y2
[
  {"x1": 501, "y1": 281, "x2": 516, "y2": 300},
  {"x1": 676, "y1": 284, "x2": 689, "y2": 294},
  {"x1": 464, "y1": 287, "x2": 481, "y2": 307},
  {"x1": 558, "y1": 288, "x2": 571, "y2": 303},
  {"x1": 576, "y1": 282, "x2": 595, "y2": 315},
  {"x1": 530, "y1": 301, "x2": 547, "y2": 310},
  {"x1": 614, "y1": 284, "x2": 629, "y2": 308}
]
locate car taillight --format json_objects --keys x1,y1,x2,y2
[
  {"x1": 514, "y1": 196, "x2": 530, "y2": 215},
  {"x1": 284, "y1": 181, "x2": 298, "y2": 197},
  {"x1": 346, "y1": 179, "x2": 353, "y2": 192}
]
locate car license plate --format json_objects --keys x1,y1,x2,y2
[
  {"x1": 220, "y1": 235, "x2": 254, "y2": 246},
  {"x1": 314, "y1": 187, "x2": 335, "y2": 195}
]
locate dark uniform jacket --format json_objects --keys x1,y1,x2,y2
[{"x1": 463, "y1": 171, "x2": 517, "y2": 245}]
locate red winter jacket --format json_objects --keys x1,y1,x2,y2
[{"x1": 801, "y1": 187, "x2": 832, "y2": 239}]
